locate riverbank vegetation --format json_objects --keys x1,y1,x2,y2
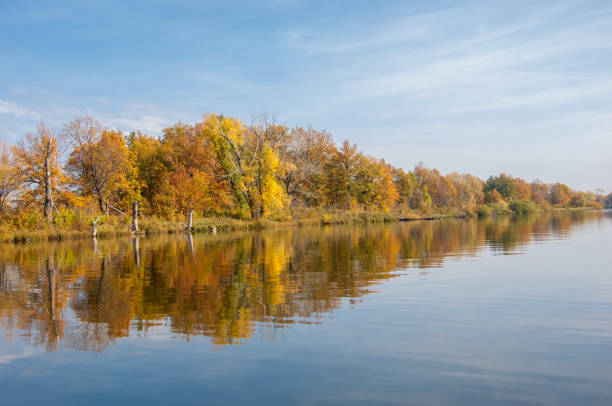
[{"x1": 1, "y1": 114, "x2": 609, "y2": 242}]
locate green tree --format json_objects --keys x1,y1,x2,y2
[{"x1": 484, "y1": 174, "x2": 516, "y2": 201}]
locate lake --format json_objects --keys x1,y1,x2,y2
[{"x1": 1, "y1": 211, "x2": 611, "y2": 405}]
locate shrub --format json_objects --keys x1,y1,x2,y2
[
  {"x1": 587, "y1": 201, "x2": 603, "y2": 210},
  {"x1": 476, "y1": 205, "x2": 492, "y2": 217},
  {"x1": 509, "y1": 199, "x2": 537, "y2": 214},
  {"x1": 489, "y1": 201, "x2": 511, "y2": 215},
  {"x1": 12, "y1": 210, "x2": 44, "y2": 230}
]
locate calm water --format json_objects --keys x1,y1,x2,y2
[{"x1": 1, "y1": 211, "x2": 611, "y2": 405}]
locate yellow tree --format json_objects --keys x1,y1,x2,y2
[
  {"x1": 127, "y1": 132, "x2": 170, "y2": 214},
  {"x1": 372, "y1": 160, "x2": 399, "y2": 212},
  {"x1": 353, "y1": 155, "x2": 398, "y2": 212},
  {"x1": 325, "y1": 140, "x2": 359, "y2": 210},
  {"x1": 248, "y1": 118, "x2": 289, "y2": 217},
  {"x1": 12, "y1": 122, "x2": 65, "y2": 221},
  {"x1": 0, "y1": 143, "x2": 20, "y2": 212},
  {"x1": 200, "y1": 114, "x2": 259, "y2": 218}
]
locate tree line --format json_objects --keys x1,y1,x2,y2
[{"x1": 1, "y1": 114, "x2": 609, "y2": 227}]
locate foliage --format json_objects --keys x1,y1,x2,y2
[
  {"x1": 476, "y1": 204, "x2": 492, "y2": 217},
  {"x1": 508, "y1": 199, "x2": 537, "y2": 214},
  {"x1": 0, "y1": 142, "x2": 19, "y2": 211},
  {"x1": 1, "y1": 114, "x2": 605, "y2": 235},
  {"x1": 484, "y1": 174, "x2": 516, "y2": 200}
]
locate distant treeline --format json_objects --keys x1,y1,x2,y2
[{"x1": 1, "y1": 114, "x2": 610, "y2": 227}]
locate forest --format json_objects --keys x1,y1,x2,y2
[{"x1": 1, "y1": 114, "x2": 610, "y2": 240}]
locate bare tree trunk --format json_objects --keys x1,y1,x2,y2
[
  {"x1": 91, "y1": 216, "x2": 100, "y2": 238},
  {"x1": 186, "y1": 208, "x2": 193, "y2": 232},
  {"x1": 131, "y1": 201, "x2": 139, "y2": 232},
  {"x1": 43, "y1": 144, "x2": 52, "y2": 222},
  {"x1": 98, "y1": 197, "x2": 105, "y2": 214}
]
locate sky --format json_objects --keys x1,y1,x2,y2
[{"x1": 1, "y1": 0, "x2": 611, "y2": 192}]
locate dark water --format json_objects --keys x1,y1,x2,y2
[{"x1": 1, "y1": 211, "x2": 611, "y2": 405}]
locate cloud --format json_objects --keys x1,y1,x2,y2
[
  {"x1": 107, "y1": 114, "x2": 170, "y2": 135},
  {"x1": 0, "y1": 100, "x2": 38, "y2": 118}
]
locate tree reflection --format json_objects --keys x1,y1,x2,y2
[{"x1": 0, "y1": 211, "x2": 602, "y2": 351}]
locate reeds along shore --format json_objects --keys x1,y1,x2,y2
[{"x1": 1, "y1": 113, "x2": 610, "y2": 243}]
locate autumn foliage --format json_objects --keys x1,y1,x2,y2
[{"x1": 1, "y1": 114, "x2": 607, "y2": 229}]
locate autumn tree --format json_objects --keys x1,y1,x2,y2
[
  {"x1": 162, "y1": 121, "x2": 230, "y2": 218},
  {"x1": 12, "y1": 123, "x2": 65, "y2": 221},
  {"x1": 279, "y1": 125, "x2": 335, "y2": 207},
  {"x1": 447, "y1": 173, "x2": 484, "y2": 211},
  {"x1": 200, "y1": 114, "x2": 286, "y2": 219},
  {"x1": 511, "y1": 177, "x2": 531, "y2": 200},
  {"x1": 65, "y1": 116, "x2": 133, "y2": 213},
  {"x1": 247, "y1": 118, "x2": 289, "y2": 217},
  {"x1": 352, "y1": 155, "x2": 398, "y2": 212},
  {"x1": 569, "y1": 192, "x2": 587, "y2": 207},
  {"x1": 325, "y1": 140, "x2": 360, "y2": 209},
  {"x1": 0, "y1": 143, "x2": 19, "y2": 212},
  {"x1": 63, "y1": 116, "x2": 134, "y2": 212},
  {"x1": 549, "y1": 183, "x2": 572, "y2": 206},
  {"x1": 127, "y1": 132, "x2": 170, "y2": 213},
  {"x1": 530, "y1": 180, "x2": 549, "y2": 205},
  {"x1": 392, "y1": 167, "x2": 417, "y2": 212}
]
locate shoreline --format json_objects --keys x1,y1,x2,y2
[{"x1": 1, "y1": 207, "x2": 605, "y2": 244}]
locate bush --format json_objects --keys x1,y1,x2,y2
[
  {"x1": 12, "y1": 210, "x2": 44, "y2": 230},
  {"x1": 587, "y1": 201, "x2": 603, "y2": 210},
  {"x1": 509, "y1": 199, "x2": 537, "y2": 214},
  {"x1": 489, "y1": 201, "x2": 511, "y2": 215},
  {"x1": 476, "y1": 205, "x2": 492, "y2": 217}
]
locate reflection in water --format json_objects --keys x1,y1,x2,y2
[{"x1": 0, "y1": 211, "x2": 604, "y2": 352}]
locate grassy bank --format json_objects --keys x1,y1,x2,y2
[
  {"x1": 0, "y1": 209, "x2": 400, "y2": 243},
  {"x1": 1, "y1": 205, "x2": 604, "y2": 244}
]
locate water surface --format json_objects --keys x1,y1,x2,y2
[{"x1": 1, "y1": 211, "x2": 611, "y2": 405}]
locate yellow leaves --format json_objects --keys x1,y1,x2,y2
[{"x1": 262, "y1": 173, "x2": 287, "y2": 218}]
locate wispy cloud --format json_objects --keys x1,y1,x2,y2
[{"x1": 0, "y1": 100, "x2": 39, "y2": 118}]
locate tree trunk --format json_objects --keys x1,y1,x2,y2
[
  {"x1": 186, "y1": 208, "x2": 193, "y2": 232},
  {"x1": 98, "y1": 197, "x2": 105, "y2": 214},
  {"x1": 43, "y1": 148, "x2": 52, "y2": 222},
  {"x1": 91, "y1": 216, "x2": 100, "y2": 238},
  {"x1": 245, "y1": 189, "x2": 259, "y2": 219},
  {"x1": 131, "y1": 201, "x2": 139, "y2": 232}
]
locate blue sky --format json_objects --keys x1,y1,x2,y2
[{"x1": 1, "y1": 0, "x2": 611, "y2": 191}]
